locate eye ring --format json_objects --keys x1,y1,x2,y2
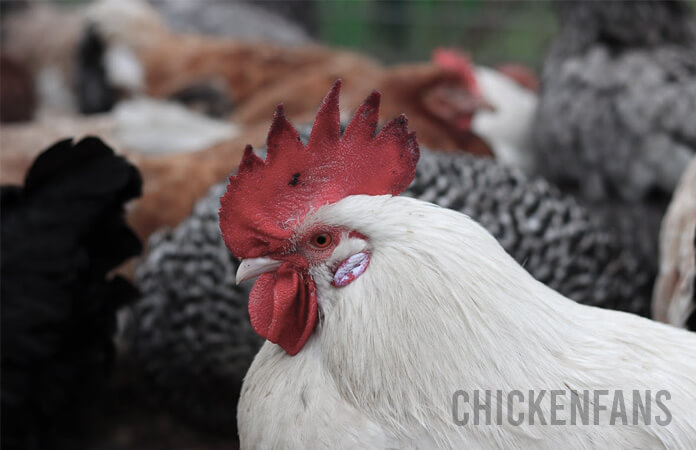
[{"x1": 311, "y1": 232, "x2": 332, "y2": 249}]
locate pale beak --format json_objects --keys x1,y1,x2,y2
[{"x1": 236, "y1": 257, "x2": 282, "y2": 284}]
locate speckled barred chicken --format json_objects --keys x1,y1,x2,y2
[
  {"x1": 408, "y1": 151, "x2": 650, "y2": 312},
  {"x1": 130, "y1": 182, "x2": 260, "y2": 435},
  {"x1": 130, "y1": 126, "x2": 652, "y2": 433},
  {"x1": 532, "y1": 0, "x2": 696, "y2": 267},
  {"x1": 533, "y1": 0, "x2": 696, "y2": 201}
]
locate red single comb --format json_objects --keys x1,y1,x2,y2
[{"x1": 219, "y1": 79, "x2": 419, "y2": 259}]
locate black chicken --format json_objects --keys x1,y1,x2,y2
[{"x1": 1, "y1": 137, "x2": 142, "y2": 449}]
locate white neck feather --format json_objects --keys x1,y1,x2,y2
[{"x1": 304, "y1": 194, "x2": 696, "y2": 447}]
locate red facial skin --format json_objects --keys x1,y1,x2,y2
[
  {"x1": 247, "y1": 225, "x2": 351, "y2": 355},
  {"x1": 273, "y1": 225, "x2": 345, "y2": 272}
]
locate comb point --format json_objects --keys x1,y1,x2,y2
[
  {"x1": 267, "y1": 103, "x2": 301, "y2": 161},
  {"x1": 308, "y1": 79, "x2": 342, "y2": 149},
  {"x1": 343, "y1": 90, "x2": 382, "y2": 143},
  {"x1": 238, "y1": 144, "x2": 263, "y2": 176}
]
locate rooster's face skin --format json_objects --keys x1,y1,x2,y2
[{"x1": 236, "y1": 222, "x2": 372, "y2": 317}]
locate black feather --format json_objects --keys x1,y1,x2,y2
[{"x1": 75, "y1": 26, "x2": 117, "y2": 114}]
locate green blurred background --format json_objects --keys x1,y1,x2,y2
[
  {"x1": 317, "y1": 0, "x2": 556, "y2": 67},
  {"x1": 315, "y1": 0, "x2": 696, "y2": 68}
]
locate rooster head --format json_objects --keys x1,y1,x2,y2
[
  {"x1": 431, "y1": 48, "x2": 494, "y2": 130},
  {"x1": 219, "y1": 80, "x2": 419, "y2": 355}
]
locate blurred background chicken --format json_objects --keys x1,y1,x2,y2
[
  {"x1": 80, "y1": 0, "x2": 527, "y2": 155},
  {"x1": 653, "y1": 156, "x2": 696, "y2": 330},
  {"x1": 1, "y1": 137, "x2": 142, "y2": 449},
  {"x1": 432, "y1": 48, "x2": 539, "y2": 172},
  {"x1": 0, "y1": 54, "x2": 36, "y2": 122},
  {"x1": 532, "y1": 0, "x2": 696, "y2": 266},
  {"x1": 534, "y1": 0, "x2": 696, "y2": 199}
]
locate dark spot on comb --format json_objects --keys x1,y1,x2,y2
[
  {"x1": 296, "y1": 136, "x2": 301, "y2": 142},
  {"x1": 398, "y1": 117, "x2": 406, "y2": 125},
  {"x1": 289, "y1": 172, "x2": 300, "y2": 186}
]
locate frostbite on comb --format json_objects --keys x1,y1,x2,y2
[{"x1": 219, "y1": 79, "x2": 419, "y2": 259}]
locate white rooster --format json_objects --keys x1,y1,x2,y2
[{"x1": 221, "y1": 81, "x2": 696, "y2": 448}]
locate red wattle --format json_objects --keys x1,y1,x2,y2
[{"x1": 248, "y1": 263, "x2": 318, "y2": 356}]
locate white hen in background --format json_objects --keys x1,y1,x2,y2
[{"x1": 471, "y1": 65, "x2": 538, "y2": 172}]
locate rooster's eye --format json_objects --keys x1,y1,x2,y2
[{"x1": 311, "y1": 232, "x2": 332, "y2": 248}]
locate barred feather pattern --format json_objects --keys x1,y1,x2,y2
[
  {"x1": 130, "y1": 184, "x2": 260, "y2": 434},
  {"x1": 533, "y1": 0, "x2": 696, "y2": 201},
  {"x1": 406, "y1": 150, "x2": 651, "y2": 314},
  {"x1": 131, "y1": 126, "x2": 652, "y2": 433}
]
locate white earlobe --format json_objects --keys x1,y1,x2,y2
[{"x1": 332, "y1": 252, "x2": 370, "y2": 287}]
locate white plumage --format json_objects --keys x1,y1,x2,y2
[
  {"x1": 114, "y1": 98, "x2": 238, "y2": 155},
  {"x1": 239, "y1": 194, "x2": 696, "y2": 448},
  {"x1": 471, "y1": 67, "x2": 537, "y2": 173}
]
